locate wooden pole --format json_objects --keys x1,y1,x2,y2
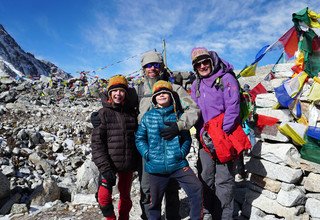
[{"x1": 163, "y1": 39, "x2": 167, "y2": 68}]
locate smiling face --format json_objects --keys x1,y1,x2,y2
[
  {"x1": 155, "y1": 92, "x2": 171, "y2": 107},
  {"x1": 110, "y1": 89, "x2": 126, "y2": 104},
  {"x1": 144, "y1": 63, "x2": 161, "y2": 79},
  {"x1": 195, "y1": 58, "x2": 212, "y2": 77}
]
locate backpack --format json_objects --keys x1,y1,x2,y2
[
  {"x1": 240, "y1": 90, "x2": 255, "y2": 123},
  {"x1": 213, "y1": 71, "x2": 255, "y2": 123}
]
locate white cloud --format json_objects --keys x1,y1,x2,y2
[
  {"x1": 74, "y1": 0, "x2": 320, "y2": 76},
  {"x1": 3, "y1": 0, "x2": 319, "y2": 77}
]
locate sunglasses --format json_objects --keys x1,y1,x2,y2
[
  {"x1": 144, "y1": 62, "x2": 161, "y2": 69},
  {"x1": 194, "y1": 59, "x2": 211, "y2": 69}
]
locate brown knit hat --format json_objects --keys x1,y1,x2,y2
[
  {"x1": 107, "y1": 75, "x2": 128, "y2": 96},
  {"x1": 191, "y1": 47, "x2": 211, "y2": 67}
]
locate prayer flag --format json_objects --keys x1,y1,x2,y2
[
  {"x1": 308, "y1": 78, "x2": 320, "y2": 102},
  {"x1": 249, "y1": 83, "x2": 268, "y2": 101},
  {"x1": 275, "y1": 72, "x2": 308, "y2": 108},
  {"x1": 308, "y1": 10, "x2": 320, "y2": 28},
  {"x1": 283, "y1": 71, "x2": 308, "y2": 97},
  {"x1": 255, "y1": 114, "x2": 279, "y2": 132},
  {"x1": 252, "y1": 45, "x2": 270, "y2": 64},
  {"x1": 312, "y1": 36, "x2": 320, "y2": 52},
  {"x1": 292, "y1": 7, "x2": 310, "y2": 28},
  {"x1": 275, "y1": 83, "x2": 295, "y2": 108},
  {"x1": 291, "y1": 51, "x2": 305, "y2": 74},
  {"x1": 278, "y1": 122, "x2": 307, "y2": 146},
  {"x1": 239, "y1": 63, "x2": 257, "y2": 77},
  {"x1": 278, "y1": 27, "x2": 299, "y2": 58}
]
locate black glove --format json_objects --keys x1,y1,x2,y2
[
  {"x1": 160, "y1": 122, "x2": 180, "y2": 140},
  {"x1": 91, "y1": 112, "x2": 101, "y2": 128},
  {"x1": 102, "y1": 170, "x2": 117, "y2": 189}
]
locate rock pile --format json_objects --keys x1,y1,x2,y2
[
  {"x1": 1, "y1": 64, "x2": 320, "y2": 219},
  {"x1": 0, "y1": 76, "x2": 102, "y2": 216},
  {"x1": 0, "y1": 76, "x2": 198, "y2": 219},
  {"x1": 239, "y1": 63, "x2": 320, "y2": 219}
]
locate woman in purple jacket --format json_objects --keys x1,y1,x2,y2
[{"x1": 190, "y1": 47, "x2": 240, "y2": 220}]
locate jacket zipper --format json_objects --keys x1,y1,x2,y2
[
  {"x1": 119, "y1": 108, "x2": 127, "y2": 168},
  {"x1": 163, "y1": 116, "x2": 168, "y2": 172}
]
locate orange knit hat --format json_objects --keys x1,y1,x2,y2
[
  {"x1": 152, "y1": 80, "x2": 173, "y2": 105},
  {"x1": 152, "y1": 80, "x2": 173, "y2": 94},
  {"x1": 107, "y1": 75, "x2": 128, "y2": 96}
]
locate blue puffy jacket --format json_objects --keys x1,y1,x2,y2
[{"x1": 135, "y1": 105, "x2": 191, "y2": 174}]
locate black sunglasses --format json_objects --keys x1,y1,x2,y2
[
  {"x1": 144, "y1": 63, "x2": 161, "y2": 69},
  {"x1": 194, "y1": 59, "x2": 211, "y2": 69}
]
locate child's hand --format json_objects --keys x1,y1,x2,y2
[{"x1": 102, "y1": 170, "x2": 117, "y2": 189}]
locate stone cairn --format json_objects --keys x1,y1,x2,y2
[{"x1": 237, "y1": 63, "x2": 320, "y2": 219}]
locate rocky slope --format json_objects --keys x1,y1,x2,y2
[
  {"x1": 0, "y1": 24, "x2": 71, "y2": 80},
  {"x1": 0, "y1": 77, "x2": 206, "y2": 220},
  {"x1": 2, "y1": 63, "x2": 320, "y2": 220}
]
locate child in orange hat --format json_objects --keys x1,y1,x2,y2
[
  {"x1": 91, "y1": 75, "x2": 139, "y2": 220},
  {"x1": 135, "y1": 80, "x2": 203, "y2": 220}
]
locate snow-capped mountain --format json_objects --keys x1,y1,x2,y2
[{"x1": 0, "y1": 24, "x2": 72, "y2": 79}]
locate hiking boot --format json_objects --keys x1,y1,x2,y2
[{"x1": 203, "y1": 213, "x2": 213, "y2": 220}]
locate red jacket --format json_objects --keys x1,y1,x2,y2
[{"x1": 200, "y1": 113, "x2": 251, "y2": 163}]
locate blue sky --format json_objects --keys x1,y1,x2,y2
[{"x1": 0, "y1": 0, "x2": 319, "y2": 79}]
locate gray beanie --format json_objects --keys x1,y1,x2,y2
[{"x1": 141, "y1": 51, "x2": 163, "y2": 67}]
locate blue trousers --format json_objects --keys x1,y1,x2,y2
[{"x1": 149, "y1": 167, "x2": 203, "y2": 220}]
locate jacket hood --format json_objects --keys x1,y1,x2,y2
[
  {"x1": 207, "y1": 51, "x2": 234, "y2": 78},
  {"x1": 203, "y1": 55, "x2": 234, "y2": 84},
  {"x1": 194, "y1": 51, "x2": 234, "y2": 97}
]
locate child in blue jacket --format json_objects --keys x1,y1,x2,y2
[{"x1": 135, "y1": 80, "x2": 203, "y2": 220}]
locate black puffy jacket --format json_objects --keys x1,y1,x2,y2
[{"x1": 90, "y1": 93, "x2": 139, "y2": 174}]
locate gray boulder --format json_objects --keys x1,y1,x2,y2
[
  {"x1": 76, "y1": 160, "x2": 99, "y2": 194},
  {"x1": 30, "y1": 178, "x2": 61, "y2": 206}
]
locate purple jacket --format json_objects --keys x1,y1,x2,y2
[{"x1": 191, "y1": 52, "x2": 240, "y2": 133}]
